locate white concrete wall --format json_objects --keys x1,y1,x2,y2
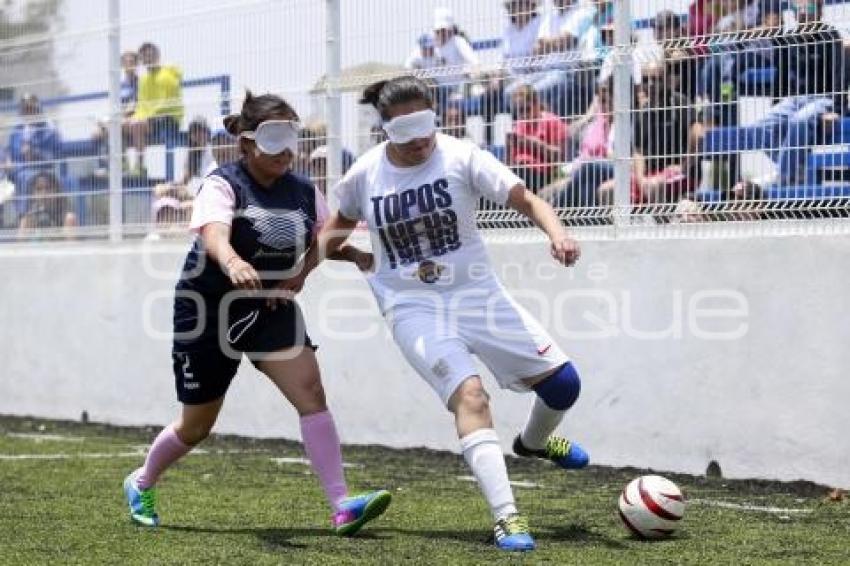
[{"x1": 1, "y1": 232, "x2": 848, "y2": 488}]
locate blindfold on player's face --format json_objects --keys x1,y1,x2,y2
[
  {"x1": 383, "y1": 109, "x2": 437, "y2": 144},
  {"x1": 240, "y1": 120, "x2": 300, "y2": 155}
]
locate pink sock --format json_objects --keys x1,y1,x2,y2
[
  {"x1": 136, "y1": 424, "x2": 192, "y2": 489},
  {"x1": 300, "y1": 410, "x2": 348, "y2": 511}
]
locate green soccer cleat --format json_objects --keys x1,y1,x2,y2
[
  {"x1": 123, "y1": 469, "x2": 160, "y2": 527},
  {"x1": 513, "y1": 434, "x2": 589, "y2": 469},
  {"x1": 332, "y1": 490, "x2": 392, "y2": 536}
]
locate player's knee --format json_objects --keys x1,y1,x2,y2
[
  {"x1": 454, "y1": 385, "x2": 491, "y2": 417},
  {"x1": 300, "y1": 376, "x2": 327, "y2": 413},
  {"x1": 174, "y1": 420, "x2": 214, "y2": 446},
  {"x1": 533, "y1": 362, "x2": 581, "y2": 411},
  {"x1": 285, "y1": 371, "x2": 327, "y2": 416}
]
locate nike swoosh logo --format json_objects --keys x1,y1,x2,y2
[{"x1": 537, "y1": 344, "x2": 552, "y2": 356}]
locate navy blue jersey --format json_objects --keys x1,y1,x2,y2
[{"x1": 176, "y1": 161, "x2": 318, "y2": 298}]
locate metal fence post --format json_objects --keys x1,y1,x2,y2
[
  {"x1": 613, "y1": 0, "x2": 632, "y2": 227},
  {"x1": 325, "y1": 0, "x2": 342, "y2": 209},
  {"x1": 107, "y1": 0, "x2": 122, "y2": 242}
]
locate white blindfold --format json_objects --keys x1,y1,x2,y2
[
  {"x1": 383, "y1": 109, "x2": 437, "y2": 144},
  {"x1": 239, "y1": 119, "x2": 300, "y2": 155}
]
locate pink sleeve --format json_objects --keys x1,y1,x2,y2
[
  {"x1": 313, "y1": 185, "x2": 330, "y2": 238},
  {"x1": 189, "y1": 175, "x2": 236, "y2": 233}
]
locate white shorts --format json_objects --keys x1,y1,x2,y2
[{"x1": 388, "y1": 279, "x2": 569, "y2": 406}]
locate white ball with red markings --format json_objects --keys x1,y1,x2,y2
[{"x1": 618, "y1": 475, "x2": 685, "y2": 539}]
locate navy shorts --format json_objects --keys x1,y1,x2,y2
[{"x1": 172, "y1": 294, "x2": 314, "y2": 405}]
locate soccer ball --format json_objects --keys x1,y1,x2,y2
[{"x1": 617, "y1": 475, "x2": 685, "y2": 539}]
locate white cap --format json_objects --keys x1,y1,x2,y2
[{"x1": 433, "y1": 7, "x2": 454, "y2": 30}]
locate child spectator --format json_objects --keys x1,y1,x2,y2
[{"x1": 126, "y1": 42, "x2": 184, "y2": 176}]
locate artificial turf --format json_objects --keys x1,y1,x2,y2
[{"x1": 1, "y1": 415, "x2": 847, "y2": 565}]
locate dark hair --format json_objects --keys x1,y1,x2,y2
[
  {"x1": 29, "y1": 171, "x2": 60, "y2": 193},
  {"x1": 223, "y1": 90, "x2": 299, "y2": 137},
  {"x1": 138, "y1": 42, "x2": 159, "y2": 57},
  {"x1": 360, "y1": 76, "x2": 433, "y2": 121}
]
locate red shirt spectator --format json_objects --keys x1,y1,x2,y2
[{"x1": 507, "y1": 85, "x2": 568, "y2": 191}]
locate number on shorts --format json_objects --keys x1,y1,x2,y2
[{"x1": 180, "y1": 353, "x2": 194, "y2": 380}]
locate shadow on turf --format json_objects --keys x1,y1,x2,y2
[
  {"x1": 160, "y1": 522, "x2": 627, "y2": 550},
  {"x1": 160, "y1": 524, "x2": 389, "y2": 550}
]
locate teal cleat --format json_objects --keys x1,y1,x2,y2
[
  {"x1": 332, "y1": 490, "x2": 392, "y2": 536},
  {"x1": 123, "y1": 469, "x2": 160, "y2": 527},
  {"x1": 494, "y1": 513, "x2": 535, "y2": 551},
  {"x1": 513, "y1": 435, "x2": 589, "y2": 470}
]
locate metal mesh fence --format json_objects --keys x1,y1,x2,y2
[{"x1": 1, "y1": 0, "x2": 849, "y2": 242}]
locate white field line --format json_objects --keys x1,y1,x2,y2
[
  {"x1": 7, "y1": 433, "x2": 86, "y2": 443},
  {"x1": 270, "y1": 457, "x2": 363, "y2": 469},
  {"x1": 0, "y1": 448, "x2": 272, "y2": 461},
  {"x1": 457, "y1": 475, "x2": 541, "y2": 489},
  {"x1": 689, "y1": 498, "x2": 813, "y2": 514}
]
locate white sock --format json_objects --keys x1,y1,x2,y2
[
  {"x1": 520, "y1": 397, "x2": 566, "y2": 450},
  {"x1": 460, "y1": 428, "x2": 517, "y2": 520}
]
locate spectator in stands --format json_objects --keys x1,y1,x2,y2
[
  {"x1": 210, "y1": 130, "x2": 238, "y2": 171},
  {"x1": 404, "y1": 32, "x2": 442, "y2": 73},
  {"x1": 539, "y1": 80, "x2": 615, "y2": 207},
  {"x1": 125, "y1": 42, "x2": 184, "y2": 176},
  {"x1": 295, "y1": 120, "x2": 354, "y2": 178},
  {"x1": 597, "y1": 62, "x2": 703, "y2": 205},
  {"x1": 525, "y1": 0, "x2": 600, "y2": 115},
  {"x1": 151, "y1": 118, "x2": 212, "y2": 217},
  {"x1": 650, "y1": 11, "x2": 701, "y2": 102},
  {"x1": 741, "y1": 0, "x2": 846, "y2": 186},
  {"x1": 441, "y1": 101, "x2": 471, "y2": 140},
  {"x1": 501, "y1": 0, "x2": 542, "y2": 67},
  {"x1": 432, "y1": 8, "x2": 479, "y2": 95},
  {"x1": 6, "y1": 93, "x2": 62, "y2": 216},
  {"x1": 507, "y1": 84, "x2": 568, "y2": 192},
  {"x1": 17, "y1": 171, "x2": 77, "y2": 237},
  {"x1": 697, "y1": 1, "x2": 783, "y2": 125},
  {"x1": 121, "y1": 50, "x2": 139, "y2": 117}
]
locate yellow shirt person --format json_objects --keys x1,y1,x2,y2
[{"x1": 133, "y1": 64, "x2": 184, "y2": 122}]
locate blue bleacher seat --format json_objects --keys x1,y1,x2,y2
[
  {"x1": 696, "y1": 189, "x2": 723, "y2": 203},
  {"x1": 737, "y1": 68, "x2": 776, "y2": 95},
  {"x1": 805, "y1": 151, "x2": 850, "y2": 185},
  {"x1": 703, "y1": 126, "x2": 775, "y2": 153},
  {"x1": 763, "y1": 185, "x2": 850, "y2": 199}
]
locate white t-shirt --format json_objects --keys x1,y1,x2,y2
[
  {"x1": 437, "y1": 35, "x2": 478, "y2": 67},
  {"x1": 538, "y1": 4, "x2": 599, "y2": 65},
  {"x1": 502, "y1": 15, "x2": 543, "y2": 71},
  {"x1": 335, "y1": 133, "x2": 523, "y2": 313}
]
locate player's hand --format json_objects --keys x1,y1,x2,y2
[
  {"x1": 550, "y1": 235, "x2": 580, "y2": 267},
  {"x1": 225, "y1": 256, "x2": 262, "y2": 291},
  {"x1": 354, "y1": 251, "x2": 374, "y2": 272}
]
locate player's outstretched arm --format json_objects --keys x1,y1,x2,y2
[
  {"x1": 317, "y1": 211, "x2": 360, "y2": 264},
  {"x1": 506, "y1": 184, "x2": 580, "y2": 267}
]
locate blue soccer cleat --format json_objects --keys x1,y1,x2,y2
[
  {"x1": 494, "y1": 513, "x2": 535, "y2": 551},
  {"x1": 332, "y1": 489, "x2": 392, "y2": 536},
  {"x1": 513, "y1": 435, "x2": 589, "y2": 469},
  {"x1": 123, "y1": 469, "x2": 160, "y2": 527}
]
